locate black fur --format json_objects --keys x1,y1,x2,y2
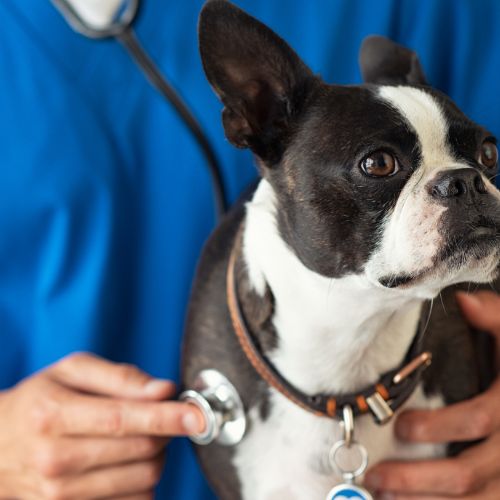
[
  {"x1": 198, "y1": 0, "x2": 317, "y2": 164},
  {"x1": 359, "y1": 35, "x2": 428, "y2": 85}
]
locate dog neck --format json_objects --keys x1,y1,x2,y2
[{"x1": 242, "y1": 179, "x2": 426, "y2": 395}]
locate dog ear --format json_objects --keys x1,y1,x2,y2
[
  {"x1": 359, "y1": 35, "x2": 427, "y2": 85},
  {"x1": 199, "y1": 0, "x2": 317, "y2": 164}
]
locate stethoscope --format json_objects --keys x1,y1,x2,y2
[
  {"x1": 52, "y1": 0, "x2": 246, "y2": 447},
  {"x1": 52, "y1": 0, "x2": 227, "y2": 219}
]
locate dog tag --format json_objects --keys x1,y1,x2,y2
[
  {"x1": 326, "y1": 482, "x2": 373, "y2": 500},
  {"x1": 326, "y1": 440, "x2": 373, "y2": 500}
]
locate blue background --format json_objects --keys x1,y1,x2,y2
[{"x1": 1, "y1": 1, "x2": 500, "y2": 498}]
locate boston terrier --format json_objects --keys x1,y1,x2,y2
[{"x1": 182, "y1": 1, "x2": 500, "y2": 498}]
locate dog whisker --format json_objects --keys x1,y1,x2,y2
[
  {"x1": 438, "y1": 291, "x2": 448, "y2": 315},
  {"x1": 420, "y1": 297, "x2": 434, "y2": 339}
]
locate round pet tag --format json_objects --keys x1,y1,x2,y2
[{"x1": 326, "y1": 483, "x2": 374, "y2": 500}]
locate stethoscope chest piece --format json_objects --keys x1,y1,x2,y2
[{"x1": 180, "y1": 370, "x2": 246, "y2": 446}]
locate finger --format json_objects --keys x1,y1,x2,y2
[
  {"x1": 41, "y1": 455, "x2": 165, "y2": 499},
  {"x1": 105, "y1": 493, "x2": 153, "y2": 500},
  {"x1": 379, "y1": 476, "x2": 500, "y2": 500},
  {"x1": 41, "y1": 392, "x2": 205, "y2": 437},
  {"x1": 108, "y1": 491, "x2": 154, "y2": 500},
  {"x1": 456, "y1": 291, "x2": 500, "y2": 364},
  {"x1": 395, "y1": 378, "x2": 500, "y2": 443},
  {"x1": 31, "y1": 436, "x2": 168, "y2": 477},
  {"x1": 377, "y1": 495, "x2": 443, "y2": 500},
  {"x1": 377, "y1": 495, "x2": 445, "y2": 500},
  {"x1": 467, "y1": 476, "x2": 500, "y2": 500},
  {"x1": 365, "y1": 435, "x2": 500, "y2": 496},
  {"x1": 456, "y1": 291, "x2": 500, "y2": 338},
  {"x1": 48, "y1": 353, "x2": 176, "y2": 400},
  {"x1": 365, "y1": 459, "x2": 469, "y2": 497}
]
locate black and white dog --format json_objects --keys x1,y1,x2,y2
[{"x1": 183, "y1": 1, "x2": 500, "y2": 498}]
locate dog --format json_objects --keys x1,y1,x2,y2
[{"x1": 182, "y1": 1, "x2": 500, "y2": 498}]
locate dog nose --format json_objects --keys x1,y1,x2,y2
[{"x1": 429, "y1": 168, "x2": 488, "y2": 200}]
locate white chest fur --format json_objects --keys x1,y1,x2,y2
[
  {"x1": 234, "y1": 387, "x2": 444, "y2": 500},
  {"x1": 233, "y1": 179, "x2": 446, "y2": 499}
]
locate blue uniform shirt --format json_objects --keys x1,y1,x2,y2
[{"x1": 1, "y1": 1, "x2": 499, "y2": 498}]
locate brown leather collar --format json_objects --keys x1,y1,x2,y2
[{"x1": 226, "y1": 238, "x2": 432, "y2": 424}]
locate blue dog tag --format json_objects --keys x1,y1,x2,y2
[
  {"x1": 327, "y1": 408, "x2": 373, "y2": 500},
  {"x1": 326, "y1": 483, "x2": 374, "y2": 500}
]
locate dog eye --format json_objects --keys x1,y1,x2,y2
[
  {"x1": 360, "y1": 151, "x2": 399, "y2": 177},
  {"x1": 479, "y1": 141, "x2": 498, "y2": 169}
]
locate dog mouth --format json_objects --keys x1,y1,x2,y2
[
  {"x1": 440, "y1": 226, "x2": 500, "y2": 260},
  {"x1": 378, "y1": 223, "x2": 500, "y2": 289}
]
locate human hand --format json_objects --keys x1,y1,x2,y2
[
  {"x1": 0, "y1": 352, "x2": 204, "y2": 499},
  {"x1": 364, "y1": 291, "x2": 500, "y2": 499}
]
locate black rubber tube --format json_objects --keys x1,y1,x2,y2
[{"x1": 118, "y1": 28, "x2": 228, "y2": 219}]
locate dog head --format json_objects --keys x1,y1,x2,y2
[{"x1": 199, "y1": 0, "x2": 500, "y2": 298}]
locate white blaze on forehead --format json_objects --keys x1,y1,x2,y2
[
  {"x1": 366, "y1": 86, "x2": 454, "y2": 287},
  {"x1": 378, "y1": 86, "x2": 452, "y2": 168}
]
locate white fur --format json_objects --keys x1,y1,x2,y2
[
  {"x1": 235, "y1": 387, "x2": 444, "y2": 500},
  {"x1": 236, "y1": 180, "x2": 445, "y2": 500},
  {"x1": 378, "y1": 86, "x2": 452, "y2": 171},
  {"x1": 243, "y1": 180, "x2": 428, "y2": 394}
]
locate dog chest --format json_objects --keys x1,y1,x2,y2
[{"x1": 232, "y1": 387, "x2": 445, "y2": 500}]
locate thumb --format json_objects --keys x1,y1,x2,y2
[{"x1": 456, "y1": 291, "x2": 500, "y2": 338}]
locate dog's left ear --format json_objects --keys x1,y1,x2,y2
[
  {"x1": 199, "y1": 0, "x2": 318, "y2": 164},
  {"x1": 359, "y1": 35, "x2": 427, "y2": 85}
]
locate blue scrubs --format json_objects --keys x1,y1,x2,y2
[{"x1": 0, "y1": 1, "x2": 499, "y2": 498}]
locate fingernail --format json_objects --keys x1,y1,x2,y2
[
  {"x1": 182, "y1": 411, "x2": 204, "y2": 435},
  {"x1": 364, "y1": 472, "x2": 382, "y2": 490},
  {"x1": 144, "y1": 379, "x2": 174, "y2": 396}
]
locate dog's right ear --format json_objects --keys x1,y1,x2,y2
[{"x1": 199, "y1": 0, "x2": 317, "y2": 164}]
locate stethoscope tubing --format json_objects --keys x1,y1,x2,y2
[
  {"x1": 52, "y1": 0, "x2": 228, "y2": 219},
  {"x1": 117, "y1": 28, "x2": 228, "y2": 218}
]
